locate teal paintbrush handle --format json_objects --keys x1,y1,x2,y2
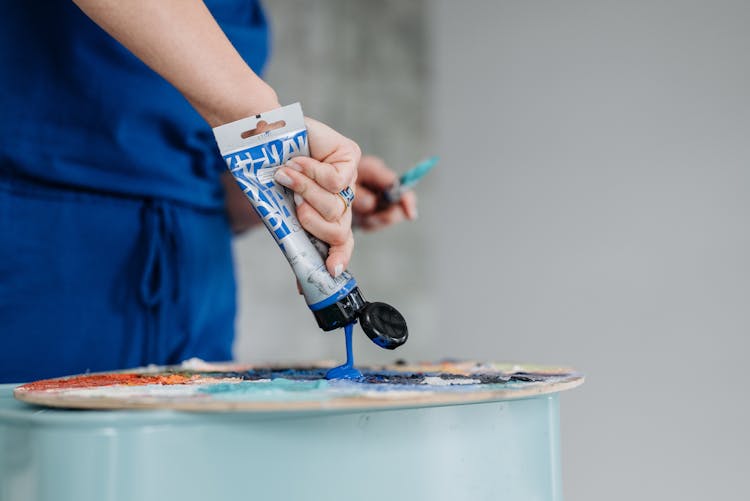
[{"x1": 381, "y1": 156, "x2": 438, "y2": 205}]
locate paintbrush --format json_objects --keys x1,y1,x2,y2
[{"x1": 381, "y1": 156, "x2": 438, "y2": 206}]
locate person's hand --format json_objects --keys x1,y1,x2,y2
[
  {"x1": 352, "y1": 156, "x2": 418, "y2": 231},
  {"x1": 273, "y1": 117, "x2": 360, "y2": 277}
]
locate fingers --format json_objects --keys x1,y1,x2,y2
[
  {"x1": 351, "y1": 184, "x2": 418, "y2": 221},
  {"x1": 326, "y1": 234, "x2": 354, "y2": 278},
  {"x1": 272, "y1": 116, "x2": 360, "y2": 278},
  {"x1": 274, "y1": 160, "x2": 355, "y2": 276},
  {"x1": 274, "y1": 165, "x2": 348, "y2": 222},
  {"x1": 357, "y1": 203, "x2": 406, "y2": 232},
  {"x1": 352, "y1": 155, "x2": 419, "y2": 230},
  {"x1": 285, "y1": 156, "x2": 355, "y2": 194},
  {"x1": 352, "y1": 184, "x2": 377, "y2": 214},
  {"x1": 357, "y1": 192, "x2": 418, "y2": 231},
  {"x1": 295, "y1": 201, "x2": 354, "y2": 276},
  {"x1": 354, "y1": 156, "x2": 396, "y2": 213},
  {"x1": 399, "y1": 190, "x2": 419, "y2": 221},
  {"x1": 304, "y1": 117, "x2": 360, "y2": 193},
  {"x1": 357, "y1": 155, "x2": 397, "y2": 188},
  {"x1": 353, "y1": 157, "x2": 419, "y2": 231}
]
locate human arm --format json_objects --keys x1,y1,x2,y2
[
  {"x1": 72, "y1": 0, "x2": 358, "y2": 275},
  {"x1": 73, "y1": 0, "x2": 279, "y2": 125}
]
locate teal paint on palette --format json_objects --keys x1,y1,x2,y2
[
  {"x1": 12, "y1": 361, "x2": 584, "y2": 413},
  {"x1": 199, "y1": 379, "x2": 330, "y2": 401}
]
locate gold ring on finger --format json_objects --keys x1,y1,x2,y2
[{"x1": 337, "y1": 186, "x2": 355, "y2": 216}]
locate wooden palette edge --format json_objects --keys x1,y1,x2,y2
[{"x1": 13, "y1": 374, "x2": 584, "y2": 413}]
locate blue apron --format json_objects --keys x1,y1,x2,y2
[{"x1": 0, "y1": 1, "x2": 270, "y2": 383}]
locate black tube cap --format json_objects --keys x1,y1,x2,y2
[
  {"x1": 359, "y1": 302, "x2": 408, "y2": 350},
  {"x1": 312, "y1": 287, "x2": 367, "y2": 331}
]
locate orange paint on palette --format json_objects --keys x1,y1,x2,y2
[{"x1": 23, "y1": 373, "x2": 192, "y2": 391}]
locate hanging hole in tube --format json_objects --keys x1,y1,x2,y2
[{"x1": 241, "y1": 120, "x2": 286, "y2": 139}]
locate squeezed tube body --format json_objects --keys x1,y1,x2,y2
[{"x1": 213, "y1": 104, "x2": 358, "y2": 318}]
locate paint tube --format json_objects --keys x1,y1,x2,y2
[{"x1": 213, "y1": 103, "x2": 407, "y2": 348}]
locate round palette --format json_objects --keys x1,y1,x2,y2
[{"x1": 14, "y1": 359, "x2": 583, "y2": 412}]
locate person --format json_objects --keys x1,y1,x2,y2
[{"x1": 0, "y1": 0, "x2": 417, "y2": 383}]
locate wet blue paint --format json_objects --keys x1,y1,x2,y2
[{"x1": 325, "y1": 323, "x2": 362, "y2": 380}]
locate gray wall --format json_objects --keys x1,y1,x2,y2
[
  {"x1": 431, "y1": 1, "x2": 750, "y2": 500},
  {"x1": 233, "y1": 0, "x2": 436, "y2": 366},
  {"x1": 234, "y1": 1, "x2": 750, "y2": 499}
]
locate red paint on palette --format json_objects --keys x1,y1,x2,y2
[{"x1": 23, "y1": 373, "x2": 192, "y2": 391}]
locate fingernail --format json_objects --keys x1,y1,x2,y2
[
  {"x1": 293, "y1": 193, "x2": 304, "y2": 206},
  {"x1": 286, "y1": 160, "x2": 302, "y2": 172},
  {"x1": 274, "y1": 169, "x2": 293, "y2": 187},
  {"x1": 334, "y1": 263, "x2": 343, "y2": 277},
  {"x1": 411, "y1": 207, "x2": 419, "y2": 220}
]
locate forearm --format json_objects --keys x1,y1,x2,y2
[{"x1": 73, "y1": 0, "x2": 280, "y2": 126}]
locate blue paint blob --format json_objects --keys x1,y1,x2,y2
[{"x1": 325, "y1": 323, "x2": 362, "y2": 380}]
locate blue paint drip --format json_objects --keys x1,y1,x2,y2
[{"x1": 325, "y1": 323, "x2": 362, "y2": 380}]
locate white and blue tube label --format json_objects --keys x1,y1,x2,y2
[{"x1": 212, "y1": 103, "x2": 355, "y2": 308}]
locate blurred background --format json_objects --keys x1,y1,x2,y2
[{"x1": 234, "y1": 1, "x2": 750, "y2": 500}]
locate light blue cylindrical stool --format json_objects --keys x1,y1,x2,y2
[{"x1": 1, "y1": 383, "x2": 573, "y2": 501}]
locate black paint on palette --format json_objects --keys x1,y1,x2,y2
[{"x1": 169, "y1": 367, "x2": 565, "y2": 385}]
